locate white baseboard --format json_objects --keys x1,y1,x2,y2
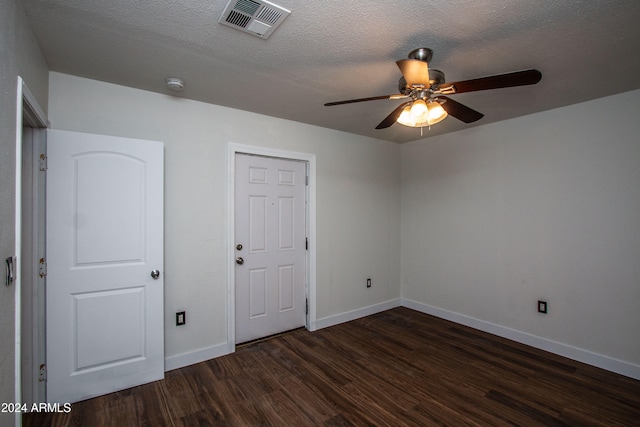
[
  {"x1": 164, "y1": 342, "x2": 232, "y2": 372},
  {"x1": 313, "y1": 298, "x2": 401, "y2": 330},
  {"x1": 401, "y1": 298, "x2": 640, "y2": 380},
  {"x1": 164, "y1": 298, "x2": 640, "y2": 380},
  {"x1": 164, "y1": 299, "x2": 401, "y2": 371}
]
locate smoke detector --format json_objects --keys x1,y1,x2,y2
[
  {"x1": 219, "y1": 0, "x2": 290, "y2": 39},
  {"x1": 165, "y1": 77, "x2": 185, "y2": 92}
]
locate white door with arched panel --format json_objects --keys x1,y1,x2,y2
[
  {"x1": 235, "y1": 154, "x2": 307, "y2": 343},
  {"x1": 46, "y1": 129, "x2": 164, "y2": 404}
]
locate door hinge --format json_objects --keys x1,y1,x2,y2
[
  {"x1": 38, "y1": 258, "x2": 47, "y2": 278},
  {"x1": 305, "y1": 298, "x2": 308, "y2": 315},
  {"x1": 305, "y1": 237, "x2": 308, "y2": 250},
  {"x1": 39, "y1": 154, "x2": 47, "y2": 171},
  {"x1": 5, "y1": 256, "x2": 16, "y2": 286},
  {"x1": 39, "y1": 364, "x2": 47, "y2": 382},
  {"x1": 305, "y1": 175, "x2": 309, "y2": 186}
]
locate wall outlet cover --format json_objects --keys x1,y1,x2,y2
[
  {"x1": 176, "y1": 311, "x2": 186, "y2": 325},
  {"x1": 537, "y1": 301, "x2": 548, "y2": 314}
]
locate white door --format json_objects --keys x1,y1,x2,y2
[
  {"x1": 235, "y1": 154, "x2": 307, "y2": 343},
  {"x1": 46, "y1": 129, "x2": 164, "y2": 404}
]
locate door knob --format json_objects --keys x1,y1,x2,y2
[
  {"x1": 150, "y1": 269, "x2": 160, "y2": 279},
  {"x1": 235, "y1": 257, "x2": 244, "y2": 265}
]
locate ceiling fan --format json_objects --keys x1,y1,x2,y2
[{"x1": 324, "y1": 48, "x2": 542, "y2": 130}]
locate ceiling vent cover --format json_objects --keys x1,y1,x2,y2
[{"x1": 219, "y1": 0, "x2": 291, "y2": 39}]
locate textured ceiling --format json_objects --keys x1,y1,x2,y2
[{"x1": 22, "y1": 0, "x2": 640, "y2": 143}]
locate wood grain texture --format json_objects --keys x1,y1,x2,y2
[{"x1": 24, "y1": 307, "x2": 640, "y2": 426}]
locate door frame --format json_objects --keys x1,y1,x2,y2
[
  {"x1": 16, "y1": 76, "x2": 49, "y2": 414},
  {"x1": 227, "y1": 143, "x2": 317, "y2": 353}
]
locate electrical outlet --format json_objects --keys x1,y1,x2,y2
[
  {"x1": 537, "y1": 300, "x2": 548, "y2": 314},
  {"x1": 366, "y1": 278, "x2": 372, "y2": 288},
  {"x1": 176, "y1": 311, "x2": 186, "y2": 326}
]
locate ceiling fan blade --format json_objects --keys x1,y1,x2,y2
[
  {"x1": 396, "y1": 59, "x2": 430, "y2": 87},
  {"x1": 375, "y1": 101, "x2": 411, "y2": 129},
  {"x1": 437, "y1": 69, "x2": 542, "y2": 94},
  {"x1": 324, "y1": 94, "x2": 405, "y2": 106},
  {"x1": 438, "y1": 96, "x2": 484, "y2": 123}
]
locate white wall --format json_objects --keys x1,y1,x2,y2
[
  {"x1": 46, "y1": 72, "x2": 640, "y2": 379},
  {"x1": 0, "y1": 0, "x2": 49, "y2": 422},
  {"x1": 401, "y1": 89, "x2": 640, "y2": 374},
  {"x1": 48, "y1": 72, "x2": 401, "y2": 364}
]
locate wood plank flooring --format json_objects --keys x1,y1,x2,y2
[{"x1": 24, "y1": 307, "x2": 640, "y2": 426}]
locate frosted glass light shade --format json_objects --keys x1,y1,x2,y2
[
  {"x1": 397, "y1": 100, "x2": 448, "y2": 127},
  {"x1": 397, "y1": 105, "x2": 418, "y2": 127},
  {"x1": 426, "y1": 100, "x2": 447, "y2": 124},
  {"x1": 410, "y1": 99, "x2": 427, "y2": 118}
]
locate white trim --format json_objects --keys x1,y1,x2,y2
[
  {"x1": 314, "y1": 298, "x2": 401, "y2": 330},
  {"x1": 164, "y1": 343, "x2": 231, "y2": 372},
  {"x1": 14, "y1": 76, "x2": 49, "y2": 426},
  {"x1": 15, "y1": 77, "x2": 48, "y2": 426},
  {"x1": 15, "y1": 77, "x2": 24, "y2": 425},
  {"x1": 162, "y1": 295, "x2": 639, "y2": 381},
  {"x1": 402, "y1": 298, "x2": 640, "y2": 380},
  {"x1": 21, "y1": 81, "x2": 49, "y2": 129},
  {"x1": 226, "y1": 143, "x2": 317, "y2": 351}
]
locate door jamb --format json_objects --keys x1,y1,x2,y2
[
  {"x1": 226, "y1": 143, "x2": 317, "y2": 354},
  {"x1": 16, "y1": 76, "x2": 49, "y2": 415}
]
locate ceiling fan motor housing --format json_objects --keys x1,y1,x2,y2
[{"x1": 398, "y1": 69, "x2": 446, "y2": 94}]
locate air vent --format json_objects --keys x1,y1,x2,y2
[{"x1": 219, "y1": 0, "x2": 290, "y2": 39}]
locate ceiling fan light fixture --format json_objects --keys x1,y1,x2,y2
[
  {"x1": 397, "y1": 105, "x2": 417, "y2": 127},
  {"x1": 410, "y1": 99, "x2": 427, "y2": 118},
  {"x1": 397, "y1": 100, "x2": 448, "y2": 128},
  {"x1": 426, "y1": 100, "x2": 447, "y2": 124}
]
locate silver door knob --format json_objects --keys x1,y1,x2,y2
[
  {"x1": 150, "y1": 269, "x2": 160, "y2": 279},
  {"x1": 235, "y1": 257, "x2": 244, "y2": 265}
]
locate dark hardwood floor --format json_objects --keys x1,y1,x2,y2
[{"x1": 24, "y1": 307, "x2": 640, "y2": 426}]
